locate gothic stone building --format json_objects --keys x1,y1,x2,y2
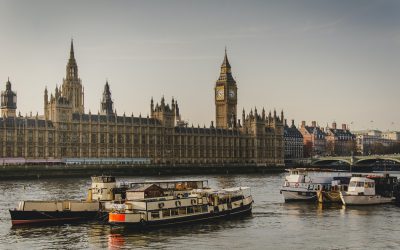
[{"x1": 0, "y1": 41, "x2": 284, "y2": 166}]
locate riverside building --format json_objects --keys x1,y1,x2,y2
[{"x1": 0, "y1": 41, "x2": 284, "y2": 166}]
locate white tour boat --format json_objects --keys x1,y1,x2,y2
[{"x1": 280, "y1": 168, "x2": 352, "y2": 202}]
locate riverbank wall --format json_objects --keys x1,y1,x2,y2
[{"x1": 0, "y1": 164, "x2": 286, "y2": 179}]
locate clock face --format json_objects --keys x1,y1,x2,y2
[
  {"x1": 216, "y1": 86, "x2": 224, "y2": 101},
  {"x1": 228, "y1": 89, "x2": 235, "y2": 99}
]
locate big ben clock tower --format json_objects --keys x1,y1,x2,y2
[{"x1": 215, "y1": 49, "x2": 237, "y2": 128}]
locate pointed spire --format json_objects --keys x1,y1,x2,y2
[
  {"x1": 222, "y1": 46, "x2": 231, "y2": 68},
  {"x1": 70, "y1": 39, "x2": 75, "y2": 59},
  {"x1": 217, "y1": 47, "x2": 235, "y2": 83},
  {"x1": 5, "y1": 77, "x2": 11, "y2": 90},
  {"x1": 66, "y1": 39, "x2": 78, "y2": 80}
]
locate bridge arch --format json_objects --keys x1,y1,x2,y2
[
  {"x1": 355, "y1": 157, "x2": 400, "y2": 165},
  {"x1": 311, "y1": 159, "x2": 352, "y2": 166}
]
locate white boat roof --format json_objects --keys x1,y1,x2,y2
[
  {"x1": 222, "y1": 187, "x2": 250, "y2": 192},
  {"x1": 137, "y1": 179, "x2": 208, "y2": 183},
  {"x1": 350, "y1": 177, "x2": 374, "y2": 182},
  {"x1": 287, "y1": 168, "x2": 348, "y2": 173},
  {"x1": 192, "y1": 186, "x2": 250, "y2": 194}
]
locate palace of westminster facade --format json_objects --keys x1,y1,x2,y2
[{"x1": 0, "y1": 41, "x2": 284, "y2": 165}]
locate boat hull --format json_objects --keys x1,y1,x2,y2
[
  {"x1": 109, "y1": 203, "x2": 252, "y2": 229},
  {"x1": 9, "y1": 210, "x2": 108, "y2": 226},
  {"x1": 340, "y1": 193, "x2": 394, "y2": 205},
  {"x1": 280, "y1": 190, "x2": 317, "y2": 202},
  {"x1": 317, "y1": 190, "x2": 342, "y2": 203}
]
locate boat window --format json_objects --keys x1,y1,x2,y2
[
  {"x1": 162, "y1": 209, "x2": 170, "y2": 217},
  {"x1": 194, "y1": 206, "x2": 201, "y2": 213},
  {"x1": 151, "y1": 211, "x2": 160, "y2": 219},
  {"x1": 201, "y1": 205, "x2": 208, "y2": 212},
  {"x1": 187, "y1": 207, "x2": 194, "y2": 214},
  {"x1": 357, "y1": 182, "x2": 364, "y2": 187},
  {"x1": 171, "y1": 208, "x2": 179, "y2": 216},
  {"x1": 178, "y1": 207, "x2": 186, "y2": 215},
  {"x1": 349, "y1": 181, "x2": 357, "y2": 187}
]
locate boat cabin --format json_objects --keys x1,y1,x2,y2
[
  {"x1": 126, "y1": 184, "x2": 165, "y2": 200},
  {"x1": 348, "y1": 177, "x2": 375, "y2": 195}
]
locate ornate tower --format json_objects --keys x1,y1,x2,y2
[
  {"x1": 1, "y1": 78, "x2": 17, "y2": 117},
  {"x1": 100, "y1": 81, "x2": 114, "y2": 115},
  {"x1": 215, "y1": 49, "x2": 237, "y2": 128},
  {"x1": 61, "y1": 39, "x2": 84, "y2": 113}
]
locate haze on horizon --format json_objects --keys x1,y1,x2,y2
[{"x1": 0, "y1": 0, "x2": 399, "y2": 131}]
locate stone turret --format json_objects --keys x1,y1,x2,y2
[
  {"x1": 1, "y1": 78, "x2": 17, "y2": 118},
  {"x1": 100, "y1": 81, "x2": 114, "y2": 115}
]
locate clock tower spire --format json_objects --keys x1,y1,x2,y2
[{"x1": 215, "y1": 48, "x2": 237, "y2": 128}]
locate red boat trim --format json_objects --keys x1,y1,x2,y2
[{"x1": 11, "y1": 217, "x2": 85, "y2": 225}]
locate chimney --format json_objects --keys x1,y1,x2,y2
[
  {"x1": 284, "y1": 119, "x2": 287, "y2": 126},
  {"x1": 291, "y1": 119, "x2": 295, "y2": 127},
  {"x1": 311, "y1": 121, "x2": 316, "y2": 127},
  {"x1": 301, "y1": 121, "x2": 306, "y2": 127},
  {"x1": 342, "y1": 124, "x2": 346, "y2": 130},
  {"x1": 332, "y1": 122, "x2": 337, "y2": 129}
]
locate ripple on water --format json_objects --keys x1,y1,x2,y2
[{"x1": 1, "y1": 174, "x2": 400, "y2": 249}]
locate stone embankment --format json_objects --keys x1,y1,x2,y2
[{"x1": 0, "y1": 163, "x2": 286, "y2": 179}]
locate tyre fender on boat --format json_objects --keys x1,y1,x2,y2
[
  {"x1": 295, "y1": 183, "x2": 299, "y2": 188},
  {"x1": 175, "y1": 201, "x2": 181, "y2": 207},
  {"x1": 191, "y1": 199, "x2": 197, "y2": 205},
  {"x1": 140, "y1": 219, "x2": 147, "y2": 227}
]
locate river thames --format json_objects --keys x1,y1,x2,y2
[{"x1": 1, "y1": 173, "x2": 400, "y2": 249}]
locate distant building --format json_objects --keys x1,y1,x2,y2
[
  {"x1": 382, "y1": 131, "x2": 400, "y2": 141},
  {"x1": 283, "y1": 120, "x2": 303, "y2": 159},
  {"x1": 325, "y1": 122, "x2": 355, "y2": 156},
  {"x1": 354, "y1": 130, "x2": 398, "y2": 155},
  {"x1": 299, "y1": 121, "x2": 326, "y2": 157}
]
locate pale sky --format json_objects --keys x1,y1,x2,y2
[{"x1": 0, "y1": 0, "x2": 399, "y2": 131}]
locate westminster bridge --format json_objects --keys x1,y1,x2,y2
[{"x1": 310, "y1": 154, "x2": 400, "y2": 167}]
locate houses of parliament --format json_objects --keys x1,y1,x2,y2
[{"x1": 0, "y1": 41, "x2": 284, "y2": 166}]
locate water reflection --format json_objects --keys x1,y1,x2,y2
[
  {"x1": 104, "y1": 214, "x2": 253, "y2": 249},
  {"x1": 108, "y1": 234, "x2": 125, "y2": 249}
]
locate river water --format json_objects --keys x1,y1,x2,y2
[{"x1": 1, "y1": 173, "x2": 400, "y2": 249}]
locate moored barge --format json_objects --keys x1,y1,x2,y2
[{"x1": 9, "y1": 176, "x2": 126, "y2": 226}]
